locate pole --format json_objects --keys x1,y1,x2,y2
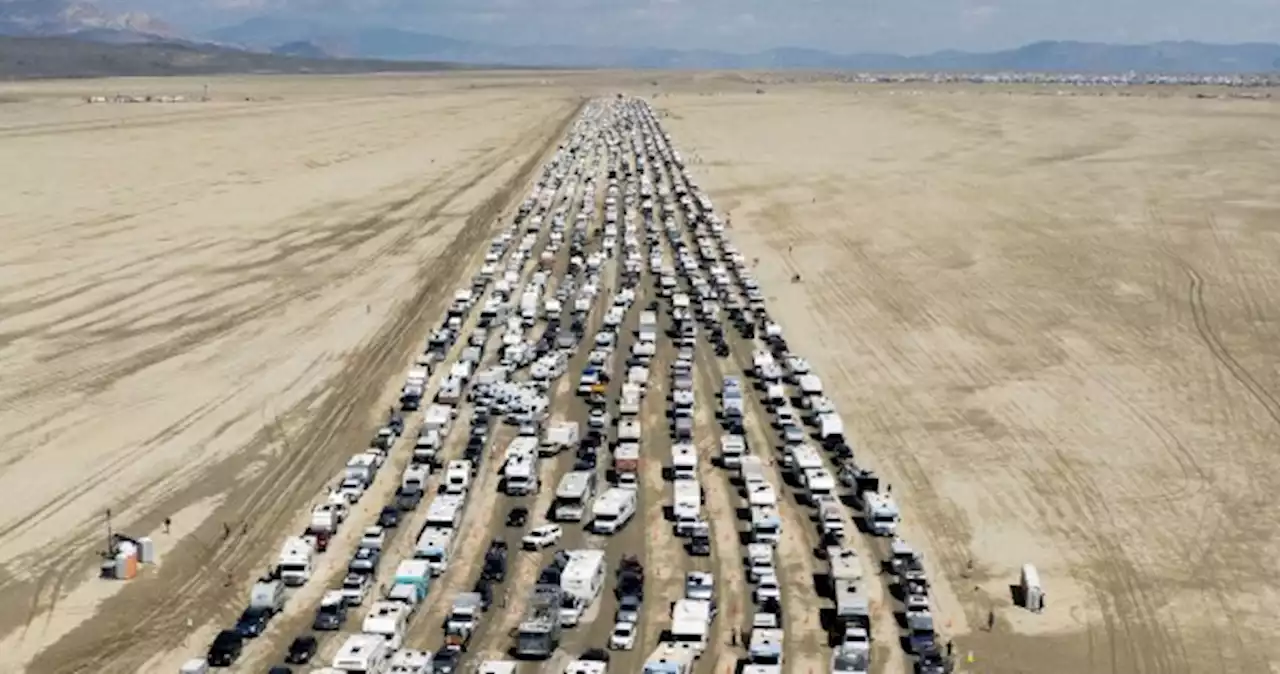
[{"x1": 105, "y1": 508, "x2": 113, "y2": 555}]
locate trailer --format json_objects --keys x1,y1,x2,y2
[{"x1": 276, "y1": 536, "x2": 314, "y2": 587}]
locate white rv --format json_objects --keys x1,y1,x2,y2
[
  {"x1": 332, "y1": 634, "x2": 391, "y2": 674},
  {"x1": 559, "y1": 549, "x2": 607, "y2": 626},
  {"x1": 591, "y1": 488, "x2": 637, "y2": 534},
  {"x1": 553, "y1": 471, "x2": 597, "y2": 522},
  {"x1": 275, "y1": 536, "x2": 314, "y2": 586}
]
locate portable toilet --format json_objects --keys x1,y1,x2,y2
[
  {"x1": 1020, "y1": 563, "x2": 1043, "y2": 611},
  {"x1": 138, "y1": 537, "x2": 156, "y2": 564}
]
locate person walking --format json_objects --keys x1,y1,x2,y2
[
  {"x1": 163, "y1": 517, "x2": 171, "y2": 534},
  {"x1": 987, "y1": 609, "x2": 996, "y2": 631}
]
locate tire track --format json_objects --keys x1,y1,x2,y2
[{"x1": 25, "y1": 100, "x2": 583, "y2": 674}]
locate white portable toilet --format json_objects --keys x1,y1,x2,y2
[
  {"x1": 1020, "y1": 563, "x2": 1043, "y2": 612},
  {"x1": 138, "y1": 537, "x2": 156, "y2": 564}
]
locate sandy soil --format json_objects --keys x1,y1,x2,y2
[
  {"x1": 0, "y1": 73, "x2": 579, "y2": 672},
  {"x1": 661, "y1": 83, "x2": 1280, "y2": 674}
]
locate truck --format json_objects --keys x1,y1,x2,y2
[
  {"x1": 249, "y1": 579, "x2": 286, "y2": 612},
  {"x1": 638, "y1": 310, "x2": 658, "y2": 342},
  {"x1": 720, "y1": 434, "x2": 745, "y2": 468},
  {"x1": 276, "y1": 537, "x2": 314, "y2": 587},
  {"x1": 515, "y1": 585, "x2": 562, "y2": 659},
  {"x1": 445, "y1": 592, "x2": 482, "y2": 649},
  {"x1": 425, "y1": 494, "x2": 466, "y2": 529},
  {"x1": 393, "y1": 560, "x2": 431, "y2": 601},
  {"x1": 542, "y1": 421, "x2": 580, "y2": 456},
  {"x1": 750, "y1": 505, "x2": 782, "y2": 546}
]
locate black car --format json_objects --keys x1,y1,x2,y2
[
  {"x1": 234, "y1": 607, "x2": 272, "y2": 638},
  {"x1": 506, "y1": 506, "x2": 528, "y2": 527},
  {"x1": 687, "y1": 535, "x2": 711, "y2": 557},
  {"x1": 207, "y1": 629, "x2": 243, "y2": 666},
  {"x1": 432, "y1": 647, "x2": 460, "y2": 673},
  {"x1": 312, "y1": 601, "x2": 346, "y2": 631},
  {"x1": 285, "y1": 635, "x2": 317, "y2": 664},
  {"x1": 377, "y1": 506, "x2": 401, "y2": 528}
]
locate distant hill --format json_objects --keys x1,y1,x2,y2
[
  {"x1": 204, "y1": 19, "x2": 1280, "y2": 73},
  {"x1": 0, "y1": 0, "x2": 176, "y2": 42},
  {"x1": 0, "y1": 35, "x2": 467, "y2": 78}
]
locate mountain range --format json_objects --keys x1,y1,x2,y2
[{"x1": 3, "y1": 0, "x2": 1280, "y2": 74}]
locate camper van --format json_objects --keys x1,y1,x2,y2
[
  {"x1": 591, "y1": 488, "x2": 637, "y2": 534},
  {"x1": 553, "y1": 471, "x2": 597, "y2": 522}
]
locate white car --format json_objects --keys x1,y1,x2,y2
[
  {"x1": 609, "y1": 621, "x2": 637, "y2": 650},
  {"x1": 522, "y1": 524, "x2": 563, "y2": 550},
  {"x1": 685, "y1": 572, "x2": 715, "y2": 601},
  {"x1": 337, "y1": 478, "x2": 365, "y2": 503},
  {"x1": 340, "y1": 573, "x2": 370, "y2": 606},
  {"x1": 754, "y1": 573, "x2": 782, "y2": 604},
  {"x1": 588, "y1": 408, "x2": 610, "y2": 430}
]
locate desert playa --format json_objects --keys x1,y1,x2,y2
[{"x1": 0, "y1": 72, "x2": 1278, "y2": 674}]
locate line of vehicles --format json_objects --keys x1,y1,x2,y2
[
  {"x1": 633, "y1": 98, "x2": 954, "y2": 674},
  {"x1": 183, "y1": 94, "x2": 954, "y2": 674},
  {"x1": 184, "y1": 100, "x2": 639, "y2": 674}
]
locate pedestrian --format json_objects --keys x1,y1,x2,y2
[
  {"x1": 730, "y1": 630, "x2": 737, "y2": 647},
  {"x1": 241, "y1": 522, "x2": 248, "y2": 536},
  {"x1": 987, "y1": 609, "x2": 995, "y2": 631},
  {"x1": 946, "y1": 640, "x2": 953, "y2": 657},
  {"x1": 223, "y1": 522, "x2": 231, "y2": 539},
  {"x1": 886, "y1": 483, "x2": 892, "y2": 495},
  {"x1": 163, "y1": 517, "x2": 171, "y2": 534}
]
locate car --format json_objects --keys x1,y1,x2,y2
[
  {"x1": 507, "y1": 506, "x2": 529, "y2": 527},
  {"x1": 754, "y1": 573, "x2": 782, "y2": 604},
  {"x1": 312, "y1": 596, "x2": 347, "y2": 631},
  {"x1": 207, "y1": 629, "x2": 243, "y2": 666},
  {"x1": 522, "y1": 524, "x2": 563, "y2": 550},
  {"x1": 588, "y1": 408, "x2": 610, "y2": 429},
  {"x1": 684, "y1": 572, "x2": 715, "y2": 601},
  {"x1": 581, "y1": 648, "x2": 611, "y2": 663},
  {"x1": 285, "y1": 635, "x2": 317, "y2": 664},
  {"x1": 616, "y1": 594, "x2": 641, "y2": 624},
  {"x1": 340, "y1": 573, "x2": 371, "y2": 606},
  {"x1": 233, "y1": 606, "x2": 272, "y2": 638},
  {"x1": 348, "y1": 547, "x2": 380, "y2": 574},
  {"x1": 432, "y1": 647, "x2": 460, "y2": 673},
  {"x1": 337, "y1": 477, "x2": 365, "y2": 503},
  {"x1": 377, "y1": 506, "x2": 401, "y2": 528}
]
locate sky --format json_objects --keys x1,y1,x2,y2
[{"x1": 97, "y1": 0, "x2": 1280, "y2": 53}]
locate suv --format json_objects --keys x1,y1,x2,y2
[{"x1": 207, "y1": 629, "x2": 243, "y2": 666}]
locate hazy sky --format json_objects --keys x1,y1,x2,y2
[{"x1": 110, "y1": 0, "x2": 1280, "y2": 53}]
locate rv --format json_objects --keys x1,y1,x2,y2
[
  {"x1": 670, "y1": 599, "x2": 713, "y2": 655},
  {"x1": 591, "y1": 488, "x2": 637, "y2": 534},
  {"x1": 443, "y1": 461, "x2": 472, "y2": 494},
  {"x1": 276, "y1": 537, "x2": 314, "y2": 586},
  {"x1": 553, "y1": 471, "x2": 598, "y2": 522},
  {"x1": 424, "y1": 494, "x2": 466, "y2": 529},
  {"x1": 750, "y1": 505, "x2": 782, "y2": 545},
  {"x1": 559, "y1": 549, "x2": 607, "y2": 626},
  {"x1": 414, "y1": 528, "x2": 455, "y2": 575},
  {"x1": 641, "y1": 644, "x2": 696, "y2": 674},
  {"x1": 503, "y1": 439, "x2": 541, "y2": 496},
  {"x1": 361, "y1": 601, "x2": 409, "y2": 649},
  {"x1": 331, "y1": 634, "x2": 391, "y2": 674},
  {"x1": 863, "y1": 492, "x2": 900, "y2": 536},
  {"x1": 671, "y1": 444, "x2": 697, "y2": 481}
]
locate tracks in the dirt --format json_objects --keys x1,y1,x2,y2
[{"x1": 23, "y1": 100, "x2": 583, "y2": 674}]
